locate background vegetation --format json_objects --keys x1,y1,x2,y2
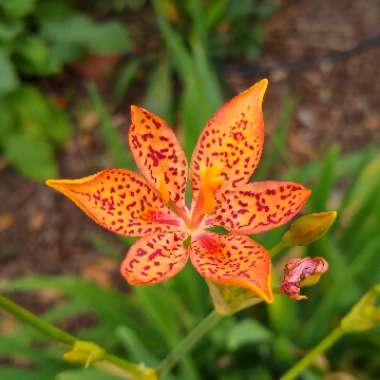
[{"x1": 0, "y1": 1, "x2": 379, "y2": 379}]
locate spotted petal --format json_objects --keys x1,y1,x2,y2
[
  {"x1": 208, "y1": 181, "x2": 311, "y2": 234},
  {"x1": 190, "y1": 79, "x2": 267, "y2": 201},
  {"x1": 129, "y1": 106, "x2": 188, "y2": 210},
  {"x1": 46, "y1": 169, "x2": 184, "y2": 237},
  {"x1": 121, "y1": 231, "x2": 189, "y2": 285},
  {"x1": 190, "y1": 232, "x2": 272, "y2": 303}
]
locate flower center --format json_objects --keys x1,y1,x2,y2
[
  {"x1": 190, "y1": 164, "x2": 224, "y2": 228},
  {"x1": 199, "y1": 164, "x2": 224, "y2": 214}
]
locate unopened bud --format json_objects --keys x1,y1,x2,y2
[
  {"x1": 341, "y1": 284, "x2": 380, "y2": 333},
  {"x1": 281, "y1": 257, "x2": 329, "y2": 300},
  {"x1": 282, "y1": 211, "x2": 337, "y2": 247},
  {"x1": 63, "y1": 340, "x2": 105, "y2": 368}
]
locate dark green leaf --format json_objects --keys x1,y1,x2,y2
[
  {"x1": 3, "y1": 131, "x2": 58, "y2": 180},
  {"x1": 143, "y1": 60, "x2": 173, "y2": 122},
  {"x1": 226, "y1": 319, "x2": 272, "y2": 350},
  {"x1": 15, "y1": 35, "x2": 61, "y2": 75},
  {"x1": 7, "y1": 85, "x2": 72, "y2": 145},
  {"x1": 0, "y1": 0, "x2": 36, "y2": 19},
  {"x1": 56, "y1": 368, "x2": 121, "y2": 380},
  {"x1": 42, "y1": 15, "x2": 130, "y2": 55},
  {"x1": 88, "y1": 82, "x2": 134, "y2": 168},
  {"x1": 0, "y1": 49, "x2": 19, "y2": 95}
]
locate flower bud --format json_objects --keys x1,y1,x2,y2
[
  {"x1": 341, "y1": 283, "x2": 380, "y2": 333},
  {"x1": 63, "y1": 340, "x2": 105, "y2": 368},
  {"x1": 207, "y1": 281, "x2": 263, "y2": 315},
  {"x1": 282, "y1": 211, "x2": 337, "y2": 247},
  {"x1": 281, "y1": 257, "x2": 329, "y2": 300}
]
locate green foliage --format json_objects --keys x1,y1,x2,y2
[
  {"x1": 0, "y1": 0, "x2": 130, "y2": 181},
  {"x1": 1, "y1": 1, "x2": 379, "y2": 380},
  {"x1": 2, "y1": 142, "x2": 379, "y2": 379},
  {"x1": 0, "y1": 85, "x2": 71, "y2": 180}
]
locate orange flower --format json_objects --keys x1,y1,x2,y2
[{"x1": 46, "y1": 79, "x2": 311, "y2": 303}]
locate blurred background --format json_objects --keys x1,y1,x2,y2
[{"x1": 0, "y1": 0, "x2": 380, "y2": 379}]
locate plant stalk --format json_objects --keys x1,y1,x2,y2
[
  {"x1": 270, "y1": 241, "x2": 288, "y2": 257},
  {"x1": 0, "y1": 292, "x2": 156, "y2": 380},
  {"x1": 280, "y1": 326, "x2": 345, "y2": 380},
  {"x1": 157, "y1": 310, "x2": 222, "y2": 378},
  {"x1": 0, "y1": 292, "x2": 76, "y2": 344}
]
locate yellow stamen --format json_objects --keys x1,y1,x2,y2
[
  {"x1": 200, "y1": 164, "x2": 224, "y2": 214},
  {"x1": 158, "y1": 174, "x2": 170, "y2": 204}
]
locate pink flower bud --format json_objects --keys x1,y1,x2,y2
[{"x1": 281, "y1": 257, "x2": 329, "y2": 300}]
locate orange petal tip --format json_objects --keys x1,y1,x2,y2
[{"x1": 245, "y1": 78, "x2": 269, "y2": 106}]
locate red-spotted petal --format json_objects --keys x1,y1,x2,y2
[
  {"x1": 190, "y1": 232, "x2": 273, "y2": 303},
  {"x1": 190, "y1": 79, "x2": 267, "y2": 201},
  {"x1": 121, "y1": 231, "x2": 189, "y2": 285},
  {"x1": 46, "y1": 169, "x2": 184, "y2": 237},
  {"x1": 207, "y1": 181, "x2": 311, "y2": 234},
  {"x1": 129, "y1": 106, "x2": 188, "y2": 210}
]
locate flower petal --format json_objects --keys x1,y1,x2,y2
[
  {"x1": 208, "y1": 181, "x2": 311, "y2": 234},
  {"x1": 46, "y1": 169, "x2": 184, "y2": 237},
  {"x1": 190, "y1": 232, "x2": 273, "y2": 303},
  {"x1": 190, "y1": 79, "x2": 267, "y2": 201},
  {"x1": 121, "y1": 231, "x2": 189, "y2": 285},
  {"x1": 129, "y1": 106, "x2": 188, "y2": 209}
]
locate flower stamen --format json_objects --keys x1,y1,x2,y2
[{"x1": 191, "y1": 164, "x2": 224, "y2": 228}]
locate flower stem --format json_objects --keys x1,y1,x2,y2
[
  {"x1": 280, "y1": 326, "x2": 345, "y2": 380},
  {"x1": 0, "y1": 292, "x2": 76, "y2": 345},
  {"x1": 270, "y1": 241, "x2": 288, "y2": 257},
  {"x1": 157, "y1": 310, "x2": 222, "y2": 378},
  {"x1": 0, "y1": 292, "x2": 157, "y2": 380}
]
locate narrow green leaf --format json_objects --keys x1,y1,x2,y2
[
  {"x1": 143, "y1": 60, "x2": 173, "y2": 122},
  {"x1": 308, "y1": 145, "x2": 339, "y2": 211},
  {"x1": 113, "y1": 60, "x2": 140, "y2": 106},
  {"x1": 88, "y1": 82, "x2": 134, "y2": 168},
  {"x1": 255, "y1": 95, "x2": 296, "y2": 179}
]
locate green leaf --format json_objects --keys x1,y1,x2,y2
[
  {"x1": 255, "y1": 95, "x2": 296, "y2": 179},
  {"x1": 143, "y1": 60, "x2": 173, "y2": 122},
  {"x1": 7, "y1": 85, "x2": 72, "y2": 145},
  {"x1": 42, "y1": 15, "x2": 130, "y2": 55},
  {"x1": 116, "y1": 326, "x2": 159, "y2": 366},
  {"x1": 15, "y1": 35, "x2": 61, "y2": 75},
  {"x1": 0, "y1": 101, "x2": 15, "y2": 141},
  {"x1": 56, "y1": 368, "x2": 121, "y2": 380},
  {"x1": 226, "y1": 319, "x2": 272, "y2": 350},
  {"x1": 308, "y1": 145, "x2": 339, "y2": 211},
  {"x1": 88, "y1": 82, "x2": 134, "y2": 168},
  {"x1": 0, "y1": 49, "x2": 19, "y2": 95},
  {"x1": 0, "y1": 367, "x2": 55, "y2": 380},
  {"x1": 0, "y1": 20, "x2": 24, "y2": 42},
  {"x1": 0, "y1": 0, "x2": 36, "y2": 19},
  {"x1": 113, "y1": 60, "x2": 140, "y2": 105},
  {"x1": 3, "y1": 131, "x2": 58, "y2": 180}
]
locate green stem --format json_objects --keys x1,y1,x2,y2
[
  {"x1": 157, "y1": 310, "x2": 222, "y2": 378},
  {"x1": 0, "y1": 293, "x2": 76, "y2": 345},
  {"x1": 105, "y1": 354, "x2": 157, "y2": 380},
  {"x1": 280, "y1": 326, "x2": 345, "y2": 380},
  {"x1": 0, "y1": 293, "x2": 156, "y2": 380},
  {"x1": 270, "y1": 241, "x2": 288, "y2": 257}
]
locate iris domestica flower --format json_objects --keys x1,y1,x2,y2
[{"x1": 47, "y1": 79, "x2": 310, "y2": 303}]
